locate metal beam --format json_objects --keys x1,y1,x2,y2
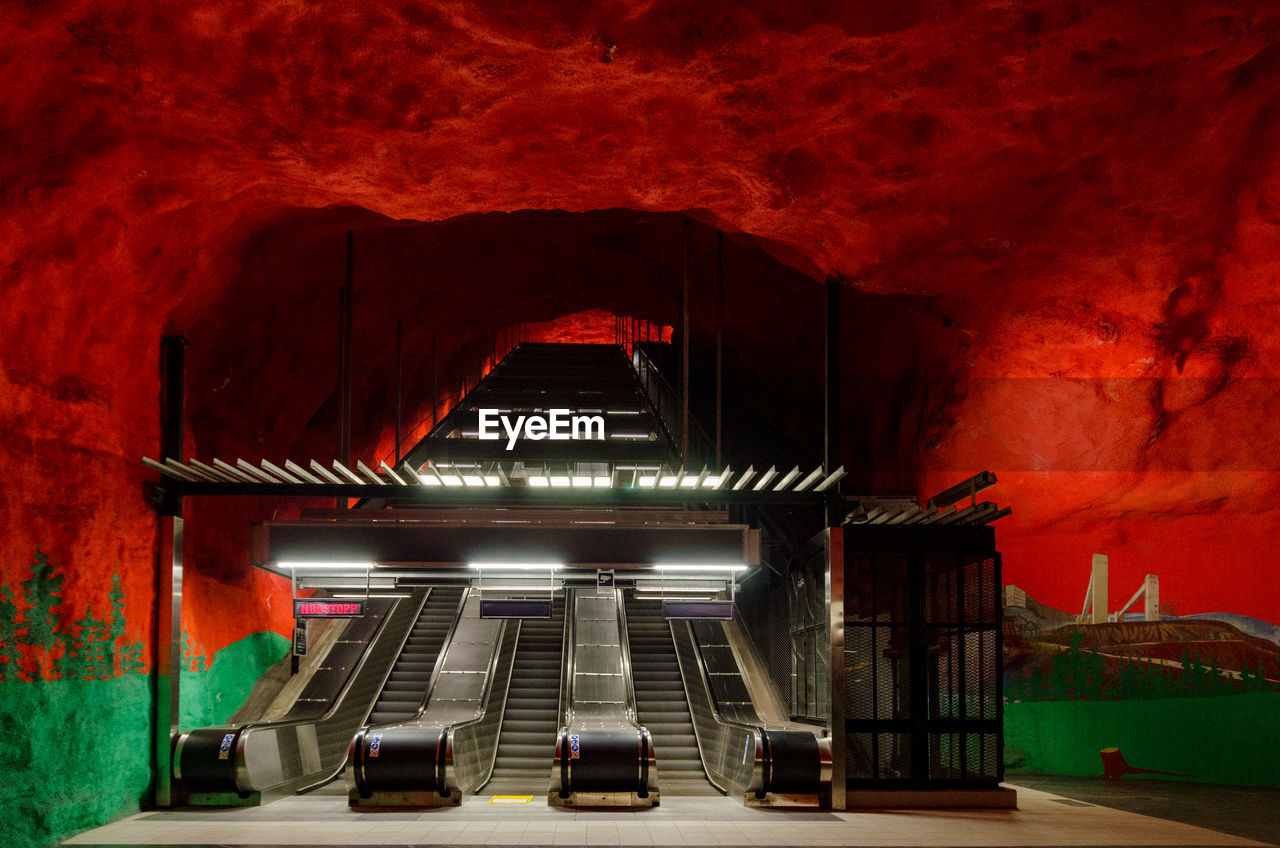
[
  {"x1": 715, "y1": 229, "x2": 723, "y2": 467},
  {"x1": 153, "y1": 515, "x2": 182, "y2": 807},
  {"x1": 681, "y1": 215, "x2": 690, "y2": 461},
  {"x1": 158, "y1": 479, "x2": 839, "y2": 506},
  {"x1": 925, "y1": 471, "x2": 998, "y2": 510},
  {"x1": 261, "y1": 522, "x2": 760, "y2": 570},
  {"x1": 188, "y1": 458, "x2": 238, "y2": 483},
  {"x1": 212, "y1": 457, "x2": 257, "y2": 483},
  {"x1": 419, "y1": 437, "x2": 669, "y2": 463},
  {"x1": 308, "y1": 459, "x2": 345, "y2": 484},
  {"x1": 260, "y1": 459, "x2": 302, "y2": 484},
  {"x1": 284, "y1": 460, "x2": 323, "y2": 484},
  {"x1": 339, "y1": 230, "x2": 354, "y2": 468},
  {"x1": 153, "y1": 334, "x2": 185, "y2": 808},
  {"x1": 826, "y1": 526, "x2": 845, "y2": 810}
]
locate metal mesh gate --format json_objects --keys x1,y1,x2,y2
[{"x1": 843, "y1": 526, "x2": 1002, "y2": 788}]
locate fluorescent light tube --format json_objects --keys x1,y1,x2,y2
[
  {"x1": 470, "y1": 562, "x2": 564, "y2": 571},
  {"x1": 278, "y1": 561, "x2": 375, "y2": 570}
]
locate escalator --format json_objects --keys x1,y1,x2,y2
[
  {"x1": 175, "y1": 590, "x2": 430, "y2": 803},
  {"x1": 347, "y1": 589, "x2": 519, "y2": 806},
  {"x1": 549, "y1": 588, "x2": 657, "y2": 807},
  {"x1": 176, "y1": 586, "x2": 475, "y2": 804},
  {"x1": 486, "y1": 596, "x2": 565, "y2": 795},
  {"x1": 367, "y1": 586, "x2": 465, "y2": 725},
  {"x1": 624, "y1": 591, "x2": 832, "y2": 806},
  {"x1": 626, "y1": 598, "x2": 719, "y2": 796}
]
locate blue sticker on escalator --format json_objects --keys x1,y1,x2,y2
[{"x1": 218, "y1": 733, "x2": 234, "y2": 760}]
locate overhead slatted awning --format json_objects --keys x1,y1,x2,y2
[
  {"x1": 845, "y1": 495, "x2": 1012, "y2": 527},
  {"x1": 142, "y1": 457, "x2": 1009, "y2": 525},
  {"x1": 141, "y1": 455, "x2": 848, "y2": 505}
]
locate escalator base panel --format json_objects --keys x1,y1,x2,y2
[
  {"x1": 546, "y1": 790, "x2": 660, "y2": 808},
  {"x1": 348, "y1": 788, "x2": 461, "y2": 808},
  {"x1": 744, "y1": 792, "x2": 824, "y2": 808},
  {"x1": 185, "y1": 791, "x2": 261, "y2": 808}
]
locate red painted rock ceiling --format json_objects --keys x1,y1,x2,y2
[{"x1": 2, "y1": 0, "x2": 1279, "y2": 656}]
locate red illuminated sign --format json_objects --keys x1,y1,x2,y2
[{"x1": 293, "y1": 599, "x2": 365, "y2": 618}]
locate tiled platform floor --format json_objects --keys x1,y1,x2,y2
[{"x1": 62, "y1": 782, "x2": 1276, "y2": 847}]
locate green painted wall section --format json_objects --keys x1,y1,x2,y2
[
  {"x1": 0, "y1": 631, "x2": 289, "y2": 848},
  {"x1": 1005, "y1": 692, "x2": 1280, "y2": 788},
  {"x1": 180, "y1": 630, "x2": 290, "y2": 730},
  {"x1": 0, "y1": 674, "x2": 152, "y2": 848}
]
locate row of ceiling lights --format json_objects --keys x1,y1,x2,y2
[
  {"x1": 278, "y1": 561, "x2": 747, "y2": 572},
  {"x1": 144, "y1": 455, "x2": 845, "y2": 494}
]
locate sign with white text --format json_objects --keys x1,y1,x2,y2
[{"x1": 477, "y1": 408, "x2": 605, "y2": 450}]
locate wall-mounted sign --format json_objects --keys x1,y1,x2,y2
[
  {"x1": 662, "y1": 600, "x2": 734, "y2": 620},
  {"x1": 480, "y1": 598, "x2": 553, "y2": 619},
  {"x1": 597, "y1": 569, "x2": 615, "y2": 595},
  {"x1": 293, "y1": 599, "x2": 365, "y2": 618}
]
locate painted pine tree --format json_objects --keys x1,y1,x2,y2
[
  {"x1": 105, "y1": 573, "x2": 128, "y2": 676},
  {"x1": 0, "y1": 582, "x2": 20, "y2": 681},
  {"x1": 53, "y1": 611, "x2": 88, "y2": 680},
  {"x1": 119, "y1": 636, "x2": 147, "y2": 674},
  {"x1": 19, "y1": 546, "x2": 64, "y2": 679},
  {"x1": 80, "y1": 604, "x2": 111, "y2": 679}
]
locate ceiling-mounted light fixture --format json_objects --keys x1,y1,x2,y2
[
  {"x1": 653, "y1": 563, "x2": 747, "y2": 572},
  {"x1": 469, "y1": 562, "x2": 564, "y2": 571},
  {"x1": 278, "y1": 561, "x2": 376, "y2": 570}
]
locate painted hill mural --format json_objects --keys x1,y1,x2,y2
[{"x1": 1002, "y1": 580, "x2": 1280, "y2": 787}]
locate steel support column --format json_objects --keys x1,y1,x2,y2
[
  {"x1": 823, "y1": 277, "x2": 846, "y2": 808},
  {"x1": 715, "y1": 230, "x2": 723, "y2": 466},
  {"x1": 824, "y1": 276, "x2": 842, "y2": 523},
  {"x1": 681, "y1": 216, "x2": 690, "y2": 461},
  {"x1": 395, "y1": 321, "x2": 403, "y2": 465},
  {"x1": 153, "y1": 516, "x2": 183, "y2": 806},
  {"x1": 337, "y1": 231, "x2": 354, "y2": 508},
  {"x1": 826, "y1": 525, "x2": 846, "y2": 809},
  {"x1": 153, "y1": 335, "x2": 185, "y2": 807}
]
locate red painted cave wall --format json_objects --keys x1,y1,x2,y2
[{"x1": 2, "y1": 0, "x2": 1279, "y2": 674}]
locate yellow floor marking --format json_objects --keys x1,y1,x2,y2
[{"x1": 488, "y1": 795, "x2": 533, "y2": 805}]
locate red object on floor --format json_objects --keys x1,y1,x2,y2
[{"x1": 1100, "y1": 747, "x2": 1190, "y2": 780}]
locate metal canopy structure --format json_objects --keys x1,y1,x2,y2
[
  {"x1": 141, "y1": 338, "x2": 1006, "y2": 524},
  {"x1": 255, "y1": 521, "x2": 760, "y2": 574},
  {"x1": 142, "y1": 455, "x2": 846, "y2": 504}
]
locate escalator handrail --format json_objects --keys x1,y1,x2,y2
[
  {"x1": 559, "y1": 588, "x2": 647, "y2": 733},
  {"x1": 180, "y1": 590, "x2": 425, "y2": 794},
  {"x1": 614, "y1": 587, "x2": 643, "y2": 725},
  {"x1": 627, "y1": 343, "x2": 680, "y2": 460},
  {"x1": 441, "y1": 612, "x2": 519, "y2": 792},
  {"x1": 675, "y1": 616, "x2": 767, "y2": 796},
  {"x1": 556, "y1": 587, "x2": 577, "y2": 727},
  {"x1": 241, "y1": 594, "x2": 412, "y2": 734},
  {"x1": 684, "y1": 619, "x2": 767, "y2": 736}
]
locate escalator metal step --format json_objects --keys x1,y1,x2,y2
[
  {"x1": 367, "y1": 587, "x2": 465, "y2": 724},
  {"x1": 486, "y1": 605, "x2": 564, "y2": 795},
  {"x1": 626, "y1": 599, "x2": 718, "y2": 795}
]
